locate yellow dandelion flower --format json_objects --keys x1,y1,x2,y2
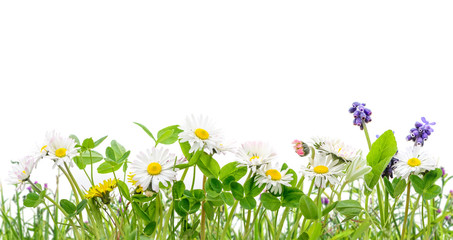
[
  {"x1": 127, "y1": 172, "x2": 143, "y2": 193},
  {"x1": 85, "y1": 179, "x2": 118, "y2": 204}
]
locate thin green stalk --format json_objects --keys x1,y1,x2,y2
[
  {"x1": 407, "y1": 194, "x2": 421, "y2": 240},
  {"x1": 200, "y1": 175, "x2": 207, "y2": 240},
  {"x1": 242, "y1": 202, "x2": 262, "y2": 240},
  {"x1": 401, "y1": 181, "x2": 411, "y2": 239},
  {"x1": 220, "y1": 201, "x2": 238, "y2": 240},
  {"x1": 275, "y1": 206, "x2": 290, "y2": 239},
  {"x1": 191, "y1": 165, "x2": 196, "y2": 191},
  {"x1": 89, "y1": 149, "x2": 94, "y2": 186},
  {"x1": 15, "y1": 191, "x2": 23, "y2": 240}
]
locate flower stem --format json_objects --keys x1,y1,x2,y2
[
  {"x1": 200, "y1": 175, "x2": 207, "y2": 240},
  {"x1": 220, "y1": 201, "x2": 238, "y2": 240},
  {"x1": 401, "y1": 181, "x2": 411, "y2": 239}
]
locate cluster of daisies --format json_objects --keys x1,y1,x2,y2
[
  {"x1": 7, "y1": 131, "x2": 79, "y2": 190},
  {"x1": 7, "y1": 110, "x2": 440, "y2": 206}
]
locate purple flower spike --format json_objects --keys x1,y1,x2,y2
[
  {"x1": 349, "y1": 102, "x2": 372, "y2": 130},
  {"x1": 437, "y1": 209, "x2": 442, "y2": 214},
  {"x1": 321, "y1": 197, "x2": 329, "y2": 205},
  {"x1": 441, "y1": 167, "x2": 446, "y2": 177},
  {"x1": 406, "y1": 117, "x2": 435, "y2": 146},
  {"x1": 44, "y1": 183, "x2": 48, "y2": 189},
  {"x1": 382, "y1": 154, "x2": 399, "y2": 178},
  {"x1": 27, "y1": 186, "x2": 32, "y2": 192}
]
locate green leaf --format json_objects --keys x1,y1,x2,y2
[
  {"x1": 189, "y1": 202, "x2": 201, "y2": 214},
  {"x1": 203, "y1": 202, "x2": 215, "y2": 221},
  {"x1": 179, "y1": 198, "x2": 190, "y2": 212},
  {"x1": 410, "y1": 175, "x2": 425, "y2": 194},
  {"x1": 105, "y1": 147, "x2": 116, "y2": 161},
  {"x1": 143, "y1": 221, "x2": 157, "y2": 235},
  {"x1": 94, "y1": 135, "x2": 108, "y2": 147},
  {"x1": 197, "y1": 153, "x2": 220, "y2": 178},
  {"x1": 117, "y1": 180, "x2": 131, "y2": 202},
  {"x1": 132, "y1": 195, "x2": 154, "y2": 203},
  {"x1": 336, "y1": 200, "x2": 362, "y2": 217},
  {"x1": 220, "y1": 192, "x2": 235, "y2": 206},
  {"x1": 364, "y1": 130, "x2": 397, "y2": 193},
  {"x1": 261, "y1": 193, "x2": 281, "y2": 211},
  {"x1": 207, "y1": 178, "x2": 222, "y2": 193},
  {"x1": 156, "y1": 129, "x2": 174, "y2": 145},
  {"x1": 392, "y1": 178, "x2": 407, "y2": 198},
  {"x1": 174, "y1": 200, "x2": 187, "y2": 217},
  {"x1": 322, "y1": 202, "x2": 338, "y2": 216},
  {"x1": 134, "y1": 122, "x2": 157, "y2": 142},
  {"x1": 192, "y1": 189, "x2": 205, "y2": 202},
  {"x1": 219, "y1": 162, "x2": 247, "y2": 181},
  {"x1": 132, "y1": 202, "x2": 151, "y2": 222},
  {"x1": 76, "y1": 199, "x2": 88, "y2": 215},
  {"x1": 172, "y1": 181, "x2": 185, "y2": 199},
  {"x1": 230, "y1": 182, "x2": 244, "y2": 200},
  {"x1": 222, "y1": 176, "x2": 236, "y2": 191},
  {"x1": 179, "y1": 141, "x2": 193, "y2": 160},
  {"x1": 299, "y1": 195, "x2": 318, "y2": 219},
  {"x1": 69, "y1": 134, "x2": 80, "y2": 145},
  {"x1": 282, "y1": 187, "x2": 304, "y2": 208},
  {"x1": 82, "y1": 138, "x2": 95, "y2": 150},
  {"x1": 157, "y1": 125, "x2": 183, "y2": 145},
  {"x1": 73, "y1": 150, "x2": 104, "y2": 168},
  {"x1": 244, "y1": 176, "x2": 265, "y2": 197},
  {"x1": 383, "y1": 177, "x2": 395, "y2": 197},
  {"x1": 97, "y1": 161, "x2": 122, "y2": 174},
  {"x1": 423, "y1": 185, "x2": 442, "y2": 200},
  {"x1": 116, "y1": 151, "x2": 130, "y2": 164},
  {"x1": 351, "y1": 220, "x2": 371, "y2": 240},
  {"x1": 60, "y1": 199, "x2": 76, "y2": 215},
  {"x1": 297, "y1": 232, "x2": 309, "y2": 240},
  {"x1": 330, "y1": 229, "x2": 355, "y2": 240},
  {"x1": 24, "y1": 192, "x2": 42, "y2": 208},
  {"x1": 111, "y1": 140, "x2": 127, "y2": 160},
  {"x1": 240, "y1": 196, "x2": 257, "y2": 210},
  {"x1": 73, "y1": 155, "x2": 87, "y2": 170},
  {"x1": 423, "y1": 168, "x2": 442, "y2": 188}
]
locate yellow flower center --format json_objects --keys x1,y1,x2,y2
[
  {"x1": 265, "y1": 169, "x2": 282, "y2": 181},
  {"x1": 55, "y1": 148, "x2": 67, "y2": 158},
  {"x1": 314, "y1": 165, "x2": 329, "y2": 174},
  {"x1": 249, "y1": 156, "x2": 260, "y2": 161},
  {"x1": 40, "y1": 145, "x2": 47, "y2": 152},
  {"x1": 407, "y1": 158, "x2": 421, "y2": 167},
  {"x1": 147, "y1": 162, "x2": 162, "y2": 175},
  {"x1": 194, "y1": 128, "x2": 210, "y2": 140}
]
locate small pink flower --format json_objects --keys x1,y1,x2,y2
[{"x1": 296, "y1": 149, "x2": 305, "y2": 156}]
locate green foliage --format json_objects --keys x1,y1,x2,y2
[
  {"x1": 384, "y1": 177, "x2": 407, "y2": 198},
  {"x1": 299, "y1": 195, "x2": 318, "y2": 219},
  {"x1": 261, "y1": 193, "x2": 281, "y2": 211},
  {"x1": 335, "y1": 200, "x2": 362, "y2": 218},
  {"x1": 364, "y1": 130, "x2": 398, "y2": 194},
  {"x1": 410, "y1": 168, "x2": 443, "y2": 200}
]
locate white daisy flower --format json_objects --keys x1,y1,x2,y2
[
  {"x1": 130, "y1": 148, "x2": 178, "y2": 192},
  {"x1": 393, "y1": 146, "x2": 437, "y2": 179},
  {"x1": 302, "y1": 154, "x2": 345, "y2": 188},
  {"x1": 255, "y1": 163, "x2": 293, "y2": 195},
  {"x1": 46, "y1": 132, "x2": 79, "y2": 168},
  {"x1": 344, "y1": 155, "x2": 371, "y2": 184},
  {"x1": 179, "y1": 115, "x2": 223, "y2": 154},
  {"x1": 34, "y1": 131, "x2": 57, "y2": 167},
  {"x1": 312, "y1": 137, "x2": 361, "y2": 162},
  {"x1": 8, "y1": 155, "x2": 36, "y2": 190},
  {"x1": 236, "y1": 141, "x2": 276, "y2": 173}
]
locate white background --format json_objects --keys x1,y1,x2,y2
[{"x1": 1, "y1": 1, "x2": 452, "y2": 197}]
